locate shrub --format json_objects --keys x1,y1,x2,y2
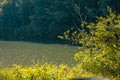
[
  {"x1": 60, "y1": 8, "x2": 120, "y2": 79},
  {"x1": 0, "y1": 64, "x2": 96, "y2": 80},
  {"x1": 74, "y1": 8, "x2": 120, "y2": 78}
]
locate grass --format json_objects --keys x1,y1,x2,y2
[
  {"x1": 0, "y1": 41, "x2": 119, "y2": 80},
  {"x1": 0, "y1": 41, "x2": 78, "y2": 68}
]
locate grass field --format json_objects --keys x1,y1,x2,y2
[{"x1": 0, "y1": 41, "x2": 79, "y2": 68}]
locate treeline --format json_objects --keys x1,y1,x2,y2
[{"x1": 0, "y1": 0, "x2": 119, "y2": 41}]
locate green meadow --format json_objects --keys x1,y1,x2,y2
[{"x1": 0, "y1": 41, "x2": 78, "y2": 68}]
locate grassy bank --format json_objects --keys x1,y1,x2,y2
[{"x1": 0, "y1": 41, "x2": 78, "y2": 68}]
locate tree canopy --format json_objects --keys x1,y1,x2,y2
[{"x1": 0, "y1": 0, "x2": 119, "y2": 41}]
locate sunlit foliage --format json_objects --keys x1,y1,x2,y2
[
  {"x1": 0, "y1": 64, "x2": 96, "y2": 80},
  {"x1": 59, "y1": 8, "x2": 120, "y2": 79}
]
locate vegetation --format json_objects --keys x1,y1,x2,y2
[
  {"x1": 0, "y1": 0, "x2": 120, "y2": 80},
  {"x1": 60, "y1": 8, "x2": 120, "y2": 79},
  {"x1": 0, "y1": 41, "x2": 78, "y2": 68},
  {"x1": 0, "y1": 64, "x2": 104, "y2": 80},
  {"x1": 0, "y1": 0, "x2": 120, "y2": 41},
  {"x1": 0, "y1": 8, "x2": 120, "y2": 80}
]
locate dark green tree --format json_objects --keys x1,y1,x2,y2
[
  {"x1": 2, "y1": 0, "x2": 21, "y2": 40},
  {"x1": 0, "y1": 0, "x2": 120, "y2": 41}
]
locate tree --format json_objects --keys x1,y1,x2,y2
[
  {"x1": 60, "y1": 8, "x2": 120, "y2": 77},
  {"x1": 14, "y1": 0, "x2": 33, "y2": 40},
  {"x1": 29, "y1": 0, "x2": 75, "y2": 40},
  {"x1": 1, "y1": 0, "x2": 21, "y2": 40},
  {"x1": 17, "y1": 0, "x2": 33, "y2": 26},
  {"x1": 0, "y1": 0, "x2": 120, "y2": 41}
]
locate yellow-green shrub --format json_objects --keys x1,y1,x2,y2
[
  {"x1": 0, "y1": 64, "x2": 96, "y2": 80},
  {"x1": 59, "y1": 8, "x2": 120, "y2": 79},
  {"x1": 74, "y1": 8, "x2": 120, "y2": 78}
]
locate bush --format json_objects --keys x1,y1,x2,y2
[
  {"x1": 74, "y1": 8, "x2": 120, "y2": 78},
  {"x1": 0, "y1": 64, "x2": 96, "y2": 80},
  {"x1": 60, "y1": 8, "x2": 120, "y2": 79}
]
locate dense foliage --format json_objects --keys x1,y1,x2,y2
[
  {"x1": 0, "y1": 64, "x2": 96, "y2": 80},
  {"x1": 0, "y1": 0, "x2": 120, "y2": 80},
  {"x1": 0, "y1": 8, "x2": 119, "y2": 80},
  {"x1": 60, "y1": 8, "x2": 120, "y2": 79},
  {"x1": 0, "y1": 0, "x2": 120, "y2": 41}
]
